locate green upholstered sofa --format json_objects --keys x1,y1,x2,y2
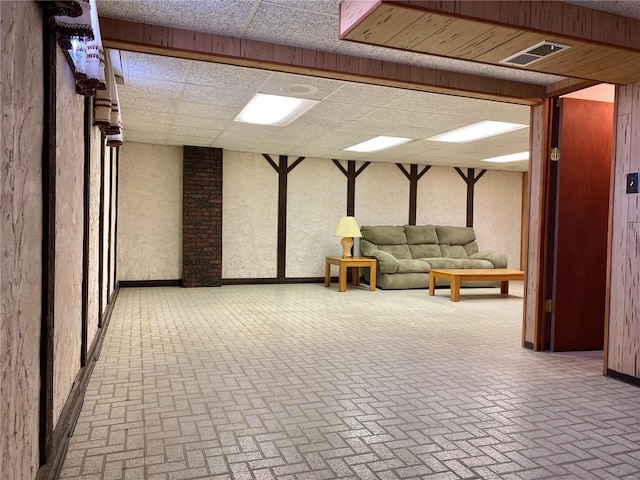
[{"x1": 360, "y1": 225, "x2": 508, "y2": 289}]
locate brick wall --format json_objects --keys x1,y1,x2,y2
[{"x1": 182, "y1": 146, "x2": 223, "y2": 287}]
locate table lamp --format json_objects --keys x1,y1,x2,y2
[{"x1": 333, "y1": 216, "x2": 362, "y2": 258}]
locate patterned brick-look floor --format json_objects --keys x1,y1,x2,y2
[{"x1": 59, "y1": 283, "x2": 640, "y2": 480}]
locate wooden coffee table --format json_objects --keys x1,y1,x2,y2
[
  {"x1": 429, "y1": 268, "x2": 524, "y2": 302},
  {"x1": 325, "y1": 256, "x2": 376, "y2": 292}
]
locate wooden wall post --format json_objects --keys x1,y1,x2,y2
[{"x1": 396, "y1": 163, "x2": 431, "y2": 225}]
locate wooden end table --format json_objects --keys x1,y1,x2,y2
[
  {"x1": 324, "y1": 256, "x2": 377, "y2": 292},
  {"x1": 428, "y1": 268, "x2": 524, "y2": 302}
]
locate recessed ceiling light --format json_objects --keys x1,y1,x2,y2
[
  {"x1": 235, "y1": 93, "x2": 318, "y2": 126},
  {"x1": 281, "y1": 84, "x2": 319, "y2": 96},
  {"x1": 345, "y1": 136, "x2": 412, "y2": 153},
  {"x1": 427, "y1": 121, "x2": 527, "y2": 143},
  {"x1": 482, "y1": 151, "x2": 530, "y2": 163}
]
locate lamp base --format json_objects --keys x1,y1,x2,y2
[{"x1": 341, "y1": 236, "x2": 353, "y2": 258}]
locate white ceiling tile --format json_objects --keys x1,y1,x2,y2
[
  {"x1": 119, "y1": 94, "x2": 179, "y2": 114},
  {"x1": 186, "y1": 62, "x2": 272, "y2": 88},
  {"x1": 122, "y1": 51, "x2": 191, "y2": 83},
  {"x1": 172, "y1": 114, "x2": 232, "y2": 131},
  {"x1": 304, "y1": 101, "x2": 378, "y2": 122},
  {"x1": 95, "y1": 1, "x2": 134, "y2": 18},
  {"x1": 123, "y1": 109, "x2": 173, "y2": 126},
  {"x1": 166, "y1": 135, "x2": 213, "y2": 147},
  {"x1": 170, "y1": 125, "x2": 222, "y2": 139},
  {"x1": 128, "y1": 0, "x2": 257, "y2": 37},
  {"x1": 125, "y1": 131, "x2": 167, "y2": 144},
  {"x1": 262, "y1": 0, "x2": 341, "y2": 16},
  {"x1": 245, "y1": 3, "x2": 338, "y2": 52},
  {"x1": 325, "y1": 83, "x2": 408, "y2": 107},
  {"x1": 119, "y1": 79, "x2": 184, "y2": 100},
  {"x1": 181, "y1": 84, "x2": 254, "y2": 107},
  {"x1": 175, "y1": 102, "x2": 240, "y2": 120}
]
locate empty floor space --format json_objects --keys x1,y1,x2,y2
[{"x1": 60, "y1": 284, "x2": 640, "y2": 480}]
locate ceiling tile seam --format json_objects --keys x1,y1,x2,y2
[
  {"x1": 262, "y1": 0, "x2": 339, "y2": 17},
  {"x1": 169, "y1": 61, "x2": 195, "y2": 134},
  {"x1": 241, "y1": 0, "x2": 265, "y2": 36}
]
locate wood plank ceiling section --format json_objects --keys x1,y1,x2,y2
[{"x1": 339, "y1": 0, "x2": 640, "y2": 85}]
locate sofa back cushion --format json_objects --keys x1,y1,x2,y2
[
  {"x1": 409, "y1": 244, "x2": 441, "y2": 258},
  {"x1": 360, "y1": 225, "x2": 407, "y2": 245},
  {"x1": 404, "y1": 225, "x2": 439, "y2": 245},
  {"x1": 439, "y1": 244, "x2": 469, "y2": 259},
  {"x1": 379, "y1": 244, "x2": 412, "y2": 259},
  {"x1": 436, "y1": 225, "x2": 479, "y2": 258},
  {"x1": 436, "y1": 225, "x2": 476, "y2": 245}
]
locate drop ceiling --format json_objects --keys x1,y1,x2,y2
[{"x1": 95, "y1": 0, "x2": 640, "y2": 172}]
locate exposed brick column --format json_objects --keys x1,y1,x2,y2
[{"x1": 182, "y1": 146, "x2": 223, "y2": 287}]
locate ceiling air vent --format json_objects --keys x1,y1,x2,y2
[{"x1": 500, "y1": 41, "x2": 570, "y2": 67}]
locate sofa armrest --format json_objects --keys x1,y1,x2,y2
[
  {"x1": 470, "y1": 251, "x2": 508, "y2": 268},
  {"x1": 365, "y1": 250, "x2": 399, "y2": 273}
]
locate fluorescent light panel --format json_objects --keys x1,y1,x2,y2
[
  {"x1": 427, "y1": 120, "x2": 527, "y2": 143},
  {"x1": 345, "y1": 136, "x2": 412, "y2": 153},
  {"x1": 235, "y1": 93, "x2": 318, "y2": 126},
  {"x1": 482, "y1": 151, "x2": 530, "y2": 163}
]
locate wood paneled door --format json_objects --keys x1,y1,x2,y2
[{"x1": 547, "y1": 98, "x2": 614, "y2": 351}]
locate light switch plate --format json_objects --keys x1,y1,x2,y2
[{"x1": 627, "y1": 173, "x2": 639, "y2": 194}]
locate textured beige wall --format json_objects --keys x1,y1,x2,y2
[
  {"x1": 222, "y1": 151, "x2": 278, "y2": 278},
  {"x1": 87, "y1": 126, "x2": 102, "y2": 345},
  {"x1": 356, "y1": 162, "x2": 409, "y2": 226},
  {"x1": 417, "y1": 166, "x2": 467, "y2": 226},
  {"x1": 287, "y1": 157, "x2": 344, "y2": 277},
  {"x1": 117, "y1": 143, "x2": 183, "y2": 280},
  {"x1": 102, "y1": 144, "x2": 111, "y2": 309},
  {"x1": 53, "y1": 46, "x2": 85, "y2": 426},
  {"x1": 120, "y1": 149, "x2": 523, "y2": 280},
  {"x1": 0, "y1": 2, "x2": 43, "y2": 477},
  {"x1": 110, "y1": 150, "x2": 117, "y2": 292},
  {"x1": 474, "y1": 170, "x2": 523, "y2": 269}
]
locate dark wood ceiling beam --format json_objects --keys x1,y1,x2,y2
[{"x1": 99, "y1": 17, "x2": 545, "y2": 105}]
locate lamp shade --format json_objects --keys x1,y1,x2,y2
[{"x1": 333, "y1": 216, "x2": 362, "y2": 237}]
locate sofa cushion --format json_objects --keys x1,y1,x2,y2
[
  {"x1": 470, "y1": 251, "x2": 508, "y2": 268},
  {"x1": 404, "y1": 225, "x2": 438, "y2": 244},
  {"x1": 420, "y1": 258, "x2": 465, "y2": 269},
  {"x1": 360, "y1": 225, "x2": 407, "y2": 245},
  {"x1": 436, "y1": 225, "x2": 476, "y2": 245},
  {"x1": 396, "y1": 259, "x2": 430, "y2": 273},
  {"x1": 379, "y1": 244, "x2": 412, "y2": 259},
  {"x1": 463, "y1": 240, "x2": 479, "y2": 256},
  {"x1": 409, "y1": 244, "x2": 441, "y2": 259},
  {"x1": 461, "y1": 258, "x2": 494, "y2": 269},
  {"x1": 439, "y1": 244, "x2": 469, "y2": 258}
]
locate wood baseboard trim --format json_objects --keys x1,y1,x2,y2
[
  {"x1": 607, "y1": 369, "x2": 640, "y2": 388},
  {"x1": 222, "y1": 277, "x2": 326, "y2": 285},
  {"x1": 119, "y1": 279, "x2": 183, "y2": 287},
  {"x1": 36, "y1": 287, "x2": 120, "y2": 480}
]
